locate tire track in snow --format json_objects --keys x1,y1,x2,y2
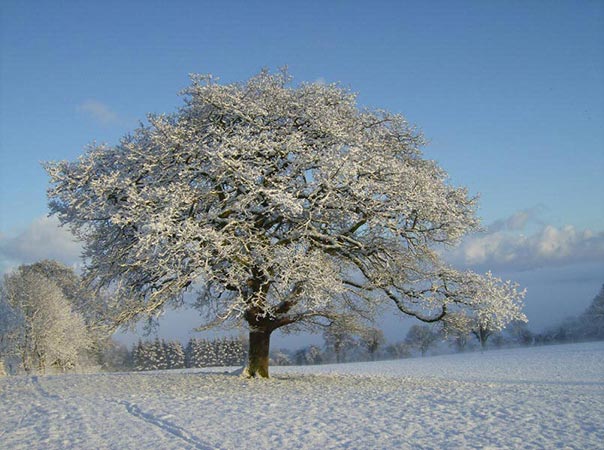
[
  {"x1": 118, "y1": 400, "x2": 219, "y2": 450},
  {"x1": 31, "y1": 376, "x2": 62, "y2": 400},
  {"x1": 30, "y1": 375, "x2": 103, "y2": 445}
]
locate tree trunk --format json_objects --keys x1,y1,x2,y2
[
  {"x1": 246, "y1": 329, "x2": 272, "y2": 378},
  {"x1": 477, "y1": 327, "x2": 489, "y2": 351}
]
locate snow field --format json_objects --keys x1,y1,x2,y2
[{"x1": 1, "y1": 342, "x2": 603, "y2": 449}]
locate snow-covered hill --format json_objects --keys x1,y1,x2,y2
[{"x1": 1, "y1": 342, "x2": 603, "y2": 449}]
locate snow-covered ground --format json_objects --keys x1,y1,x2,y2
[{"x1": 1, "y1": 342, "x2": 603, "y2": 449}]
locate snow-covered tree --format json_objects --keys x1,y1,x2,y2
[
  {"x1": 441, "y1": 312, "x2": 473, "y2": 352},
  {"x1": 199, "y1": 339, "x2": 218, "y2": 366},
  {"x1": 184, "y1": 338, "x2": 197, "y2": 368},
  {"x1": 438, "y1": 271, "x2": 527, "y2": 350},
  {"x1": 164, "y1": 340, "x2": 186, "y2": 369},
  {"x1": 183, "y1": 337, "x2": 246, "y2": 367},
  {"x1": 361, "y1": 328, "x2": 385, "y2": 361},
  {"x1": 294, "y1": 345, "x2": 324, "y2": 365},
  {"x1": 96, "y1": 339, "x2": 131, "y2": 371},
  {"x1": 506, "y1": 321, "x2": 534, "y2": 346},
  {"x1": 46, "y1": 69, "x2": 526, "y2": 377},
  {"x1": 152, "y1": 339, "x2": 169, "y2": 370},
  {"x1": 1, "y1": 267, "x2": 90, "y2": 373},
  {"x1": 20, "y1": 260, "x2": 113, "y2": 331},
  {"x1": 184, "y1": 338, "x2": 209, "y2": 367},
  {"x1": 270, "y1": 349, "x2": 292, "y2": 366},
  {"x1": 133, "y1": 340, "x2": 154, "y2": 371},
  {"x1": 185, "y1": 338, "x2": 213, "y2": 368},
  {"x1": 472, "y1": 325, "x2": 493, "y2": 350},
  {"x1": 385, "y1": 342, "x2": 411, "y2": 360},
  {"x1": 218, "y1": 337, "x2": 247, "y2": 366},
  {"x1": 17, "y1": 260, "x2": 115, "y2": 367},
  {"x1": 323, "y1": 320, "x2": 358, "y2": 363},
  {"x1": 580, "y1": 285, "x2": 604, "y2": 340},
  {"x1": 306, "y1": 345, "x2": 323, "y2": 365},
  {"x1": 133, "y1": 338, "x2": 169, "y2": 371},
  {"x1": 446, "y1": 328, "x2": 471, "y2": 353},
  {"x1": 0, "y1": 294, "x2": 19, "y2": 373},
  {"x1": 405, "y1": 324, "x2": 440, "y2": 357},
  {"x1": 222, "y1": 338, "x2": 236, "y2": 365}
]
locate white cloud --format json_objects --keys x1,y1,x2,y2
[
  {"x1": 0, "y1": 216, "x2": 82, "y2": 275},
  {"x1": 488, "y1": 206, "x2": 544, "y2": 232},
  {"x1": 77, "y1": 100, "x2": 119, "y2": 125},
  {"x1": 446, "y1": 211, "x2": 604, "y2": 272}
]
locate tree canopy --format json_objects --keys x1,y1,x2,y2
[
  {"x1": 1, "y1": 266, "x2": 90, "y2": 373},
  {"x1": 46, "y1": 69, "x2": 526, "y2": 377}
]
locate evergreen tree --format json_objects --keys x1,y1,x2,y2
[
  {"x1": 133, "y1": 340, "x2": 153, "y2": 371},
  {"x1": 156, "y1": 339, "x2": 169, "y2": 370},
  {"x1": 165, "y1": 340, "x2": 185, "y2": 369},
  {"x1": 196, "y1": 339, "x2": 210, "y2": 367},
  {"x1": 187, "y1": 338, "x2": 215, "y2": 367},
  {"x1": 185, "y1": 338, "x2": 202, "y2": 368},
  {"x1": 197, "y1": 339, "x2": 211, "y2": 367},
  {"x1": 225, "y1": 337, "x2": 247, "y2": 366}
]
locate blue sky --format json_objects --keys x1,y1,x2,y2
[{"x1": 1, "y1": 1, "x2": 603, "y2": 346}]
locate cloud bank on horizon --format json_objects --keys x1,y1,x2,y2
[{"x1": 445, "y1": 208, "x2": 604, "y2": 273}]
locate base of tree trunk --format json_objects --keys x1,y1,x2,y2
[{"x1": 245, "y1": 330, "x2": 271, "y2": 378}]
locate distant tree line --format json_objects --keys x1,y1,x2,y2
[
  {"x1": 271, "y1": 320, "x2": 535, "y2": 366},
  {"x1": 440, "y1": 284, "x2": 604, "y2": 353},
  {"x1": 132, "y1": 337, "x2": 247, "y2": 371},
  {"x1": 278, "y1": 284, "x2": 604, "y2": 364},
  {"x1": 270, "y1": 327, "x2": 410, "y2": 366},
  {"x1": 0, "y1": 259, "x2": 249, "y2": 375},
  {"x1": 2, "y1": 258, "x2": 601, "y2": 374},
  {"x1": 532, "y1": 284, "x2": 604, "y2": 345}
]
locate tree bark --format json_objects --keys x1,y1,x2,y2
[
  {"x1": 246, "y1": 329, "x2": 272, "y2": 378},
  {"x1": 473, "y1": 327, "x2": 491, "y2": 351}
]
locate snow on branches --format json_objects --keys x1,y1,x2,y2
[
  {"x1": 46, "y1": 69, "x2": 525, "y2": 375},
  {"x1": 1, "y1": 267, "x2": 91, "y2": 373}
]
